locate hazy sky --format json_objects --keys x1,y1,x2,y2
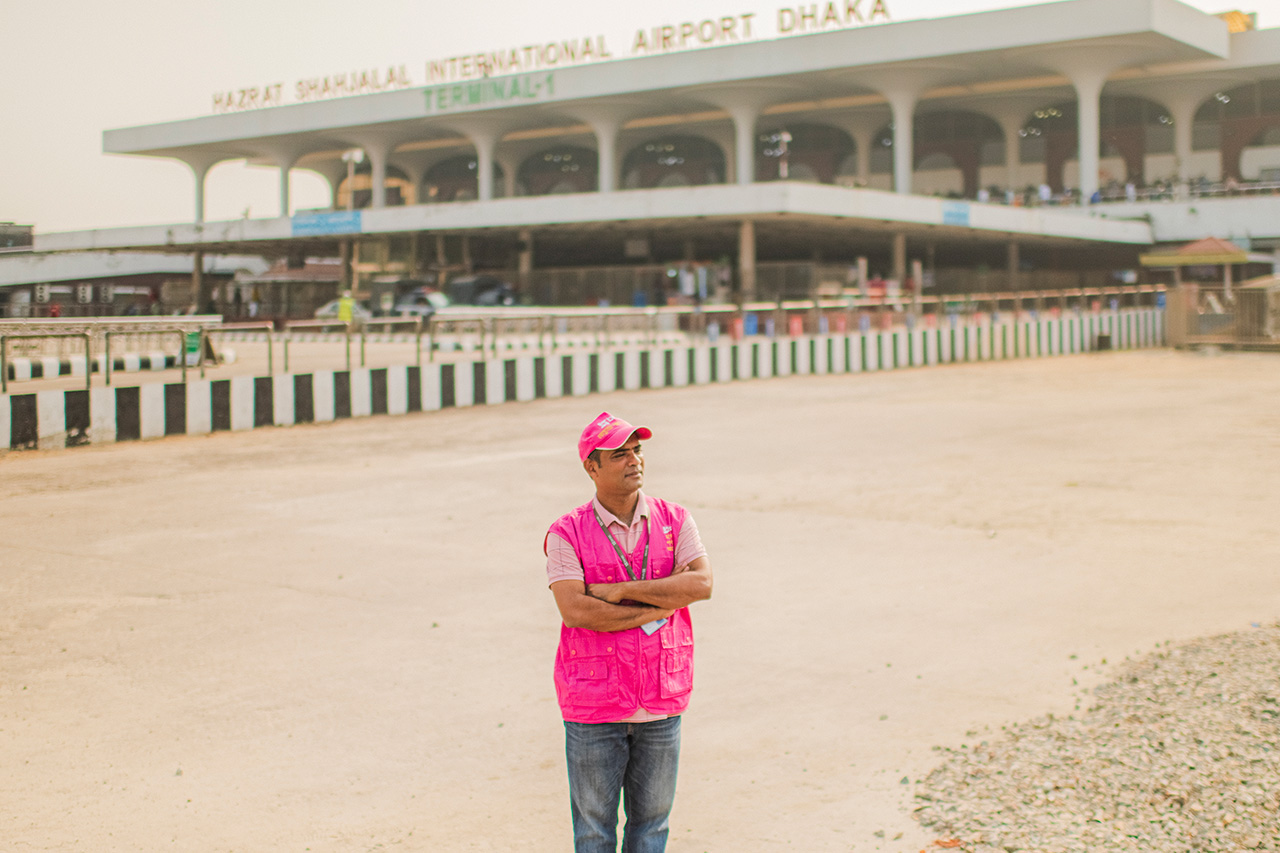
[{"x1": 3, "y1": 0, "x2": 1277, "y2": 233}]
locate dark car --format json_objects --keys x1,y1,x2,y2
[{"x1": 446, "y1": 274, "x2": 517, "y2": 306}]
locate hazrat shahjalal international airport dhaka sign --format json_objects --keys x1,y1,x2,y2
[{"x1": 210, "y1": 1, "x2": 890, "y2": 114}]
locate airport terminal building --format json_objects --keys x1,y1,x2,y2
[{"x1": 32, "y1": 0, "x2": 1280, "y2": 310}]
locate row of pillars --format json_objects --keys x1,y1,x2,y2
[
  {"x1": 191, "y1": 221, "x2": 1019, "y2": 310},
  {"x1": 733, "y1": 219, "x2": 1023, "y2": 304}
]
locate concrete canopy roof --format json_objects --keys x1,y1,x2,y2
[
  {"x1": 34, "y1": 182, "x2": 1154, "y2": 258},
  {"x1": 103, "y1": 0, "x2": 1233, "y2": 169}
]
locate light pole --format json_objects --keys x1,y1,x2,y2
[
  {"x1": 342, "y1": 148, "x2": 365, "y2": 211},
  {"x1": 341, "y1": 149, "x2": 365, "y2": 298},
  {"x1": 778, "y1": 130, "x2": 792, "y2": 179}
]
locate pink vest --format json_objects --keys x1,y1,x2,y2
[{"x1": 548, "y1": 497, "x2": 694, "y2": 724}]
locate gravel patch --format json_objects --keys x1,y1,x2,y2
[{"x1": 914, "y1": 626, "x2": 1280, "y2": 852}]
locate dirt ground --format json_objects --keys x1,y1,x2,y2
[{"x1": 1, "y1": 349, "x2": 1277, "y2": 853}]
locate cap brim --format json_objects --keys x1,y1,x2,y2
[{"x1": 596, "y1": 425, "x2": 652, "y2": 450}]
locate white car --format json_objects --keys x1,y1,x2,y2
[{"x1": 393, "y1": 289, "x2": 450, "y2": 318}]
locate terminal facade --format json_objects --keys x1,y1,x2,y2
[{"x1": 32, "y1": 0, "x2": 1280, "y2": 312}]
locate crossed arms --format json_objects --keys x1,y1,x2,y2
[{"x1": 550, "y1": 556, "x2": 713, "y2": 633}]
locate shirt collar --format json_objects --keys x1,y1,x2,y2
[{"x1": 592, "y1": 492, "x2": 648, "y2": 528}]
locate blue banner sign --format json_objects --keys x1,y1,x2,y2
[
  {"x1": 291, "y1": 210, "x2": 363, "y2": 237},
  {"x1": 942, "y1": 202, "x2": 971, "y2": 227}
]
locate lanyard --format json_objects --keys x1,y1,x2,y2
[{"x1": 593, "y1": 508, "x2": 649, "y2": 582}]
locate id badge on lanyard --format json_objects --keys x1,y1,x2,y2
[{"x1": 594, "y1": 510, "x2": 667, "y2": 635}]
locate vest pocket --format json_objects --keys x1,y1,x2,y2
[
  {"x1": 563, "y1": 636, "x2": 620, "y2": 706},
  {"x1": 659, "y1": 624, "x2": 694, "y2": 698}
]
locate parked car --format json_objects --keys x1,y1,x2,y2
[
  {"x1": 446, "y1": 274, "x2": 517, "y2": 306},
  {"x1": 313, "y1": 298, "x2": 372, "y2": 324},
  {"x1": 393, "y1": 289, "x2": 451, "y2": 318}
]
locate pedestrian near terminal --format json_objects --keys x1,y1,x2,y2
[
  {"x1": 545, "y1": 412, "x2": 713, "y2": 853},
  {"x1": 337, "y1": 290, "x2": 355, "y2": 324}
]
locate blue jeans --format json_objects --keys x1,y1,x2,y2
[{"x1": 564, "y1": 716, "x2": 682, "y2": 853}]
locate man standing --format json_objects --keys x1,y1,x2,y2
[{"x1": 545, "y1": 412, "x2": 713, "y2": 853}]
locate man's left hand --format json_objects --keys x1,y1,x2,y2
[{"x1": 585, "y1": 582, "x2": 625, "y2": 604}]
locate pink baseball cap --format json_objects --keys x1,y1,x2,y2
[{"x1": 578, "y1": 411, "x2": 653, "y2": 462}]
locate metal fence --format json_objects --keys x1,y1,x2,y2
[
  {"x1": 1165, "y1": 283, "x2": 1280, "y2": 348},
  {"x1": 0, "y1": 316, "x2": 221, "y2": 357},
  {"x1": 0, "y1": 285, "x2": 1167, "y2": 390},
  {"x1": 0, "y1": 333, "x2": 92, "y2": 393}
]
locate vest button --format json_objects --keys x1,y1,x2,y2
[
  {"x1": 570, "y1": 650, "x2": 576, "y2": 655},
  {"x1": 607, "y1": 647, "x2": 613, "y2": 652}
]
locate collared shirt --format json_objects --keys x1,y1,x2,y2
[{"x1": 545, "y1": 492, "x2": 706, "y2": 586}]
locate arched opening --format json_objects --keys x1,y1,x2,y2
[
  {"x1": 518, "y1": 146, "x2": 598, "y2": 196},
  {"x1": 1196, "y1": 79, "x2": 1280, "y2": 182},
  {"x1": 622, "y1": 136, "x2": 727, "y2": 189},
  {"x1": 422, "y1": 155, "x2": 507, "y2": 203},
  {"x1": 1241, "y1": 123, "x2": 1280, "y2": 181},
  {"x1": 914, "y1": 152, "x2": 963, "y2": 196},
  {"x1": 834, "y1": 150, "x2": 862, "y2": 186},
  {"x1": 913, "y1": 111, "x2": 1002, "y2": 197},
  {"x1": 869, "y1": 111, "x2": 1000, "y2": 196},
  {"x1": 1022, "y1": 96, "x2": 1174, "y2": 192},
  {"x1": 336, "y1": 162, "x2": 411, "y2": 209},
  {"x1": 754, "y1": 123, "x2": 854, "y2": 183},
  {"x1": 868, "y1": 124, "x2": 895, "y2": 187}
]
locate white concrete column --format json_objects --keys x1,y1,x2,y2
[
  {"x1": 1171, "y1": 101, "x2": 1196, "y2": 185},
  {"x1": 366, "y1": 141, "x2": 390, "y2": 208},
  {"x1": 592, "y1": 120, "x2": 620, "y2": 192},
  {"x1": 274, "y1": 154, "x2": 299, "y2": 217},
  {"x1": 472, "y1": 134, "x2": 497, "y2": 202},
  {"x1": 1034, "y1": 49, "x2": 1134, "y2": 204},
  {"x1": 1001, "y1": 117, "x2": 1023, "y2": 192},
  {"x1": 963, "y1": 96, "x2": 1058, "y2": 197},
  {"x1": 260, "y1": 143, "x2": 317, "y2": 216},
  {"x1": 1071, "y1": 71, "x2": 1107, "y2": 203},
  {"x1": 341, "y1": 135, "x2": 396, "y2": 209},
  {"x1": 698, "y1": 126, "x2": 737, "y2": 187},
  {"x1": 694, "y1": 84, "x2": 794, "y2": 187},
  {"x1": 726, "y1": 105, "x2": 759, "y2": 185},
  {"x1": 396, "y1": 162, "x2": 426, "y2": 206},
  {"x1": 884, "y1": 91, "x2": 918, "y2": 195},
  {"x1": 569, "y1": 101, "x2": 645, "y2": 193},
  {"x1": 182, "y1": 155, "x2": 223, "y2": 225},
  {"x1": 447, "y1": 119, "x2": 510, "y2": 203},
  {"x1": 828, "y1": 111, "x2": 889, "y2": 188},
  {"x1": 858, "y1": 67, "x2": 959, "y2": 196},
  {"x1": 193, "y1": 163, "x2": 211, "y2": 224},
  {"x1": 496, "y1": 154, "x2": 520, "y2": 198},
  {"x1": 853, "y1": 128, "x2": 873, "y2": 185}
]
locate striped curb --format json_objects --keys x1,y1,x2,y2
[
  {"x1": 5, "y1": 352, "x2": 175, "y2": 381},
  {"x1": 0, "y1": 308, "x2": 1163, "y2": 451},
  {"x1": 3, "y1": 350, "x2": 239, "y2": 382}
]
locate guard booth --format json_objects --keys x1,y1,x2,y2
[{"x1": 1142, "y1": 238, "x2": 1280, "y2": 349}]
